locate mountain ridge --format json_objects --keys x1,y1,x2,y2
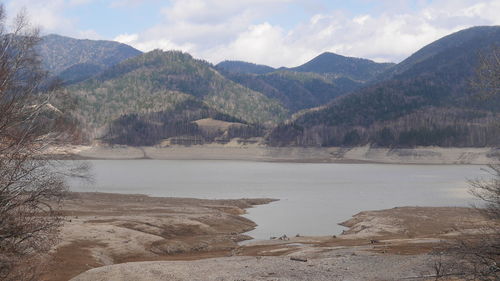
[
  {"x1": 38, "y1": 34, "x2": 142, "y2": 84},
  {"x1": 287, "y1": 52, "x2": 395, "y2": 81},
  {"x1": 216, "y1": 60, "x2": 276, "y2": 74},
  {"x1": 218, "y1": 70, "x2": 362, "y2": 113},
  {"x1": 375, "y1": 26, "x2": 499, "y2": 83},
  {"x1": 69, "y1": 50, "x2": 288, "y2": 134},
  {"x1": 266, "y1": 26, "x2": 500, "y2": 147},
  {"x1": 41, "y1": 26, "x2": 500, "y2": 147}
]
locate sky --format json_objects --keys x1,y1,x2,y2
[{"x1": 3, "y1": 0, "x2": 500, "y2": 67}]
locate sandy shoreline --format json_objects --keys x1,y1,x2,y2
[
  {"x1": 49, "y1": 144, "x2": 500, "y2": 164},
  {"x1": 42, "y1": 192, "x2": 497, "y2": 281}
]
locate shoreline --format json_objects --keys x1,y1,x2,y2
[
  {"x1": 43, "y1": 192, "x2": 498, "y2": 281},
  {"x1": 42, "y1": 192, "x2": 277, "y2": 281},
  {"x1": 49, "y1": 144, "x2": 499, "y2": 165}
]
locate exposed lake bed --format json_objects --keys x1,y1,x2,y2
[
  {"x1": 52, "y1": 144, "x2": 500, "y2": 164},
  {"x1": 52, "y1": 159, "x2": 496, "y2": 280},
  {"x1": 47, "y1": 192, "x2": 494, "y2": 281}
]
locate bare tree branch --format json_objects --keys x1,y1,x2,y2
[{"x1": 0, "y1": 4, "x2": 88, "y2": 281}]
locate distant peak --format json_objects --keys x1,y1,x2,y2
[
  {"x1": 317, "y1": 52, "x2": 343, "y2": 57},
  {"x1": 215, "y1": 60, "x2": 275, "y2": 75},
  {"x1": 289, "y1": 51, "x2": 395, "y2": 81}
]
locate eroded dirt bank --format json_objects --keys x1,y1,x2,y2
[
  {"x1": 41, "y1": 192, "x2": 275, "y2": 281},
  {"x1": 43, "y1": 192, "x2": 497, "y2": 281},
  {"x1": 51, "y1": 143, "x2": 500, "y2": 164}
]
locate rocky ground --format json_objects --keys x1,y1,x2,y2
[
  {"x1": 70, "y1": 250, "x2": 433, "y2": 281},
  {"x1": 40, "y1": 192, "x2": 496, "y2": 281}
]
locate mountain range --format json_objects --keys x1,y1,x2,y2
[
  {"x1": 68, "y1": 50, "x2": 287, "y2": 131},
  {"x1": 267, "y1": 26, "x2": 500, "y2": 147},
  {"x1": 216, "y1": 52, "x2": 394, "y2": 81},
  {"x1": 215, "y1": 53, "x2": 393, "y2": 112},
  {"x1": 39, "y1": 26, "x2": 500, "y2": 147}
]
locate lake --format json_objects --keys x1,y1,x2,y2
[{"x1": 70, "y1": 160, "x2": 489, "y2": 240}]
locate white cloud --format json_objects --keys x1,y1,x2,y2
[
  {"x1": 6, "y1": 0, "x2": 70, "y2": 31},
  {"x1": 114, "y1": 33, "x2": 139, "y2": 45},
  {"x1": 162, "y1": 0, "x2": 292, "y2": 24},
  {"x1": 203, "y1": 23, "x2": 314, "y2": 67},
  {"x1": 4, "y1": 0, "x2": 101, "y2": 38},
  {"x1": 119, "y1": 0, "x2": 500, "y2": 67},
  {"x1": 352, "y1": 15, "x2": 370, "y2": 25},
  {"x1": 115, "y1": 34, "x2": 197, "y2": 53},
  {"x1": 5, "y1": 0, "x2": 500, "y2": 67}
]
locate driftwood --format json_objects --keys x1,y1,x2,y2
[{"x1": 290, "y1": 257, "x2": 308, "y2": 262}]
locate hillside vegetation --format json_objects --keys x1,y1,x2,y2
[
  {"x1": 103, "y1": 99, "x2": 264, "y2": 146},
  {"x1": 267, "y1": 26, "x2": 500, "y2": 147},
  {"x1": 216, "y1": 53, "x2": 395, "y2": 113},
  {"x1": 288, "y1": 52, "x2": 395, "y2": 81},
  {"x1": 68, "y1": 50, "x2": 287, "y2": 139},
  {"x1": 220, "y1": 70, "x2": 362, "y2": 113},
  {"x1": 44, "y1": 26, "x2": 500, "y2": 147},
  {"x1": 38, "y1": 34, "x2": 142, "y2": 84},
  {"x1": 216, "y1": 60, "x2": 276, "y2": 74}
]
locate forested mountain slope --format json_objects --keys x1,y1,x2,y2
[
  {"x1": 220, "y1": 70, "x2": 362, "y2": 113},
  {"x1": 267, "y1": 26, "x2": 500, "y2": 147},
  {"x1": 287, "y1": 52, "x2": 395, "y2": 81},
  {"x1": 102, "y1": 99, "x2": 264, "y2": 146},
  {"x1": 216, "y1": 60, "x2": 276, "y2": 74},
  {"x1": 38, "y1": 34, "x2": 142, "y2": 84},
  {"x1": 217, "y1": 52, "x2": 394, "y2": 113},
  {"x1": 68, "y1": 50, "x2": 288, "y2": 137}
]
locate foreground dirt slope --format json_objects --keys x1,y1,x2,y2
[
  {"x1": 42, "y1": 192, "x2": 274, "y2": 281},
  {"x1": 70, "y1": 205, "x2": 495, "y2": 281},
  {"x1": 50, "y1": 192, "x2": 496, "y2": 281},
  {"x1": 71, "y1": 252, "x2": 432, "y2": 281}
]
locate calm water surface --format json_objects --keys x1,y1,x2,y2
[{"x1": 70, "y1": 160, "x2": 488, "y2": 240}]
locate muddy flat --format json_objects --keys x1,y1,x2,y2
[
  {"x1": 41, "y1": 192, "x2": 497, "y2": 281},
  {"x1": 41, "y1": 192, "x2": 274, "y2": 281}
]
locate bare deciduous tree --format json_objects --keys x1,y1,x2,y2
[
  {"x1": 430, "y1": 46, "x2": 500, "y2": 281},
  {"x1": 431, "y1": 167, "x2": 500, "y2": 280},
  {"x1": 0, "y1": 6, "x2": 86, "y2": 281},
  {"x1": 454, "y1": 165, "x2": 500, "y2": 280}
]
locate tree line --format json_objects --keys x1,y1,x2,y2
[{"x1": 267, "y1": 107, "x2": 500, "y2": 147}]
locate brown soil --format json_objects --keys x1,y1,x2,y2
[
  {"x1": 41, "y1": 192, "x2": 275, "y2": 281},
  {"x1": 40, "y1": 240, "x2": 107, "y2": 281},
  {"x1": 43, "y1": 193, "x2": 497, "y2": 281},
  {"x1": 340, "y1": 206, "x2": 491, "y2": 238}
]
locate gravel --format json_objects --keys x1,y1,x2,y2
[{"x1": 71, "y1": 247, "x2": 434, "y2": 281}]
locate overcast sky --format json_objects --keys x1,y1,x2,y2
[{"x1": 4, "y1": 0, "x2": 500, "y2": 67}]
